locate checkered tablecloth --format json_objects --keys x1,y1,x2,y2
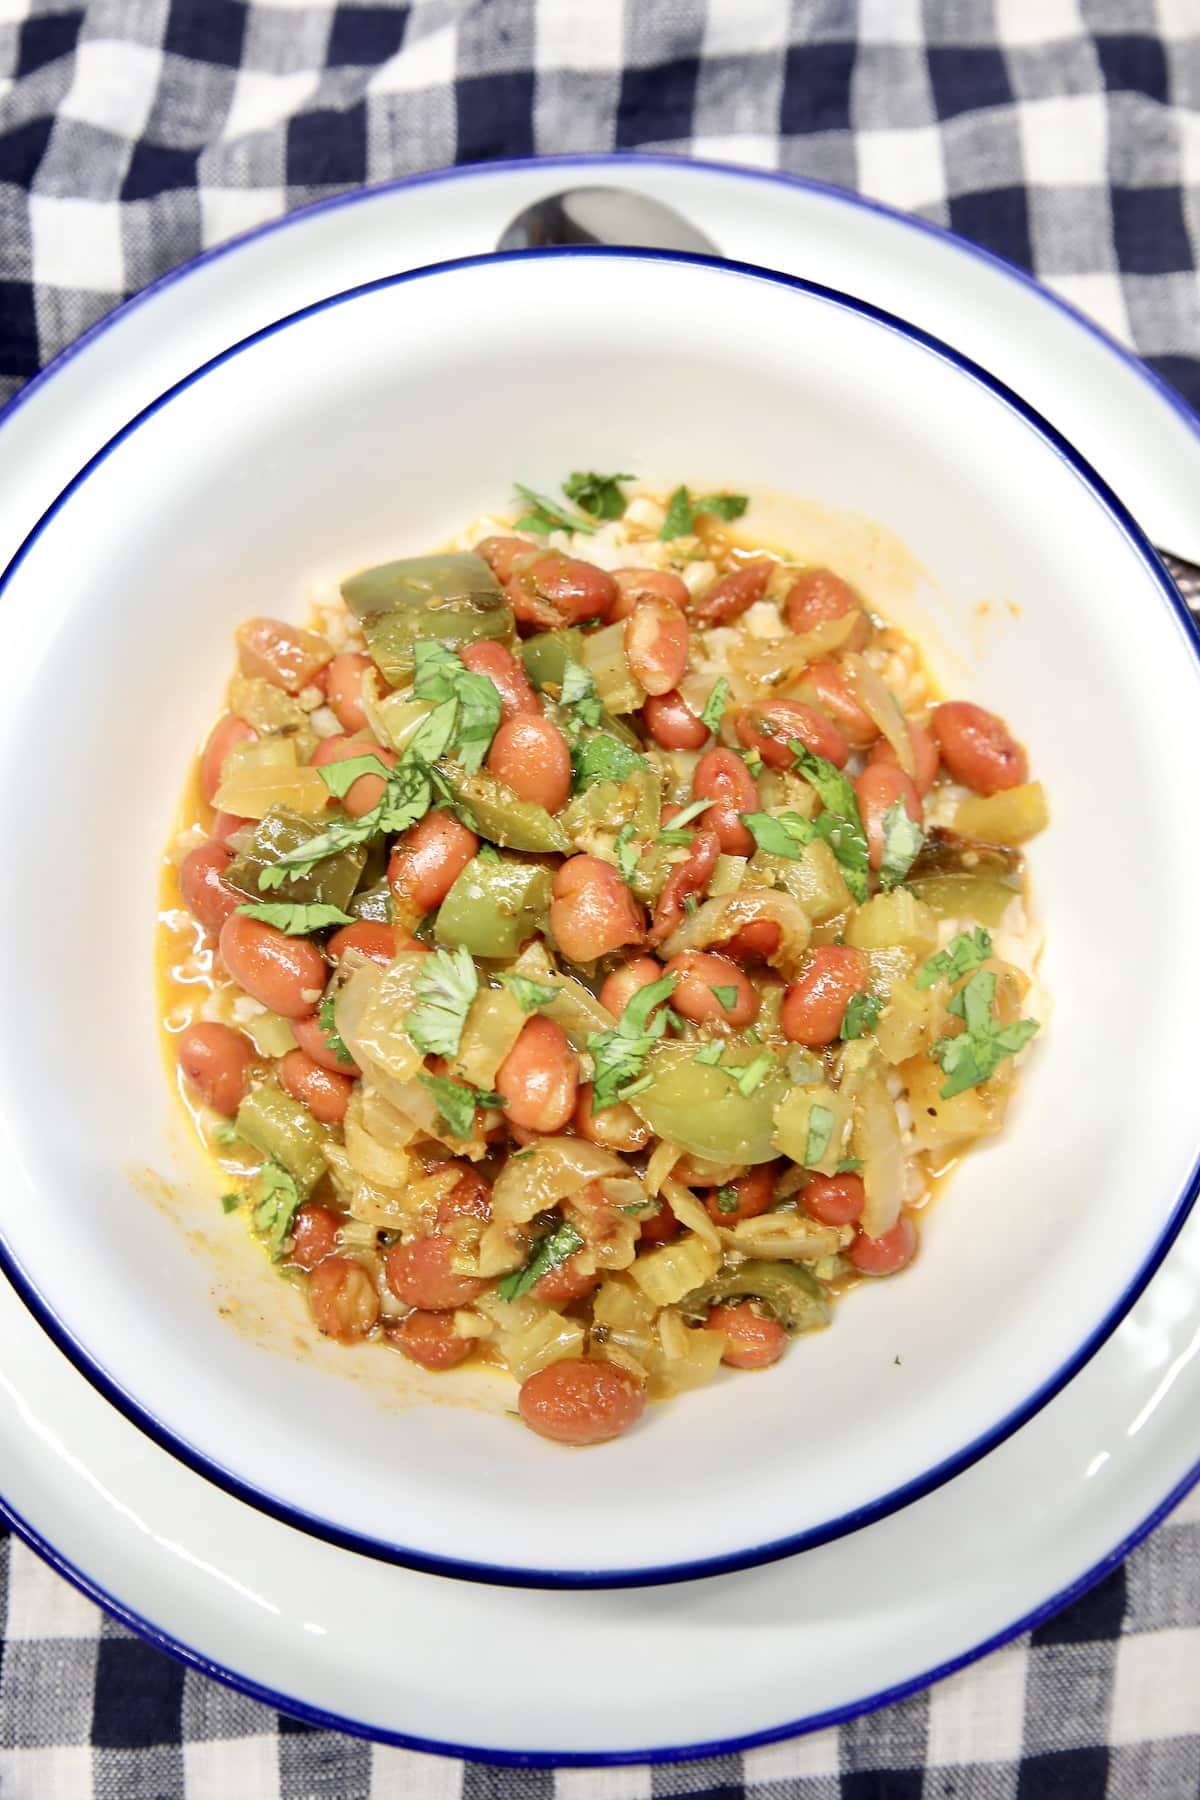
[{"x1": 2, "y1": 1, "x2": 1200, "y2": 1794}]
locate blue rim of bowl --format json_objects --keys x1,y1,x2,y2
[{"x1": 0, "y1": 240, "x2": 1198, "y2": 1592}]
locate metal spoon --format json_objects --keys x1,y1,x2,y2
[{"x1": 497, "y1": 185, "x2": 1200, "y2": 594}]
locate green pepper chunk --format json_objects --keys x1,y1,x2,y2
[
  {"x1": 907, "y1": 873, "x2": 1019, "y2": 928},
  {"x1": 347, "y1": 878, "x2": 393, "y2": 923},
  {"x1": 446, "y1": 764, "x2": 571, "y2": 854},
  {"x1": 627, "y1": 1042, "x2": 790, "y2": 1164},
  {"x1": 434, "y1": 854, "x2": 553, "y2": 959},
  {"x1": 224, "y1": 807, "x2": 368, "y2": 909},
  {"x1": 340, "y1": 554, "x2": 514, "y2": 685},
  {"x1": 560, "y1": 769, "x2": 660, "y2": 844},
  {"x1": 235, "y1": 1082, "x2": 328, "y2": 1194},
  {"x1": 520, "y1": 628, "x2": 586, "y2": 691},
  {"x1": 678, "y1": 1259, "x2": 830, "y2": 1334}
]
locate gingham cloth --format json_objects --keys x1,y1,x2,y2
[{"x1": 2, "y1": 1, "x2": 1200, "y2": 1794}]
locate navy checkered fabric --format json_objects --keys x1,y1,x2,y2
[{"x1": 2, "y1": 1, "x2": 1200, "y2": 1794}]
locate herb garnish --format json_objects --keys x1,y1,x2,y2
[
  {"x1": 658, "y1": 487, "x2": 749, "y2": 540},
  {"x1": 252, "y1": 1160, "x2": 302, "y2": 1260},
  {"x1": 235, "y1": 901, "x2": 355, "y2": 935},
  {"x1": 700, "y1": 678, "x2": 730, "y2": 735},
  {"x1": 840, "y1": 991, "x2": 883, "y2": 1040},
  {"x1": 878, "y1": 802, "x2": 926, "y2": 892},
  {"x1": 715, "y1": 1185, "x2": 740, "y2": 1214},
  {"x1": 512, "y1": 482, "x2": 596, "y2": 536},
  {"x1": 408, "y1": 945, "x2": 478, "y2": 1058},
  {"x1": 418, "y1": 1070, "x2": 503, "y2": 1139},
  {"x1": 741, "y1": 810, "x2": 815, "y2": 861},
  {"x1": 917, "y1": 927, "x2": 992, "y2": 990},
  {"x1": 495, "y1": 1219, "x2": 585, "y2": 1301},
  {"x1": 571, "y1": 731, "x2": 647, "y2": 793},
  {"x1": 412, "y1": 639, "x2": 502, "y2": 774},
  {"x1": 562, "y1": 470, "x2": 634, "y2": 521},
  {"x1": 789, "y1": 743, "x2": 870, "y2": 902},
  {"x1": 317, "y1": 991, "x2": 355, "y2": 1067},
  {"x1": 498, "y1": 973, "x2": 559, "y2": 1013},
  {"x1": 930, "y1": 969, "x2": 1039, "y2": 1099},
  {"x1": 804, "y1": 1103, "x2": 835, "y2": 1167},
  {"x1": 587, "y1": 973, "x2": 678, "y2": 1111}
]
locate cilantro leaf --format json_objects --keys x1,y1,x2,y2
[
  {"x1": 741, "y1": 810, "x2": 815, "y2": 861},
  {"x1": 562, "y1": 470, "x2": 634, "y2": 521},
  {"x1": 587, "y1": 972, "x2": 678, "y2": 1111},
  {"x1": 694, "y1": 492, "x2": 749, "y2": 522},
  {"x1": 495, "y1": 1219, "x2": 585, "y2": 1301},
  {"x1": 559, "y1": 655, "x2": 606, "y2": 731},
  {"x1": 658, "y1": 485, "x2": 695, "y2": 540},
  {"x1": 661, "y1": 797, "x2": 715, "y2": 833},
  {"x1": 790, "y1": 743, "x2": 869, "y2": 903},
  {"x1": 715, "y1": 1185, "x2": 740, "y2": 1214},
  {"x1": 213, "y1": 1120, "x2": 241, "y2": 1147},
  {"x1": 840, "y1": 991, "x2": 883, "y2": 1040},
  {"x1": 235, "y1": 901, "x2": 355, "y2": 935},
  {"x1": 251, "y1": 1160, "x2": 303, "y2": 1260},
  {"x1": 571, "y1": 731, "x2": 648, "y2": 794},
  {"x1": 418, "y1": 1070, "x2": 501, "y2": 1139},
  {"x1": 408, "y1": 945, "x2": 478, "y2": 1058},
  {"x1": 613, "y1": 821, "x2": 640, "y2": 885},
  {"x1": 317, "y1": 991, "x2": 355, "y2": 1067},
  {"x1": 498, "y1": 973, "x2": 558, "y2": 1013},
  {"x1": 693, "y1": 1040, "x2": 724, "y2": 1067},
  {"x1": 804, "y1": 1103, "x2": 835, "y2": 1168},
  {"x1": 699, "y1": 678, "x2": 730, "y2": 735},
  {"x1": 917, "y1": 927, "x2": 992, "y2": 990},
  {"x1": 412, "y1": 640, "x2": 502, "y2": 774},
  {"x1": 315, "y1": 753, "x2": 393, "y2": 800},
  {"x1": 931, "y1": 967, "x2": 1040, "y2": 1098},
  {"x1": 513, "y1": 482, "x2": 595, "y2": 536},
  {"x1": 835, "y1": 1158, "x2": 863, "y2": 1174},
  {"x1": 708, "y1": 984, "x2": 739, "y2": 1012},
  {"x1": 221, "y1": 1192, "x2": 241, "y2": 1214},
  {"x1": 878, "y1": 802, "x2": 926, "y2": 892},
  {"x1": 720, "y1": 1052, "x2": 774, "y2": 1097}
]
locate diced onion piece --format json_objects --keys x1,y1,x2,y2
[
  {"x1": 213, "y1": 762, "x2": 329, "y2": 820},
  {"x1": 342, "y1": 1084, "x2": 420, "y2": 1190},
  {"x1": 661, "y1": 890, "x2": 811, "y2": 977},
  {"x1": 506, "y1": 940, "x2": 615, "y2": 1048},
  {"x1": 659, "y1": 1177, "x2": 720, "y2": 1252},
  {"x1": 845, "y1": 888, "x2": 938, "y2": 957},
  {"x1": 335, "y1": 954, "x2": 427, "y2": 1086},
  {"x1": 594, "y1": 1342, "x2": 650, "y2": 1383},
  {"x1": 840, "y1": 652, "x2": 915, "y2": 776},
  {"x1": 322, "y1": 1141, "x2": 411, "y2": 1231},
  {"x1": 452, "y1": 1309, "x2": 493, "y2": 1340},
  {"x1": 593, "y1": 1276, "x2": 658, "y2": 1331},
  {"x1": 646, "y1": 1310, "x2": 728, "y2": 1395},
  {"x1": 771, "y1": 1083, "x2": 853, "y2": 1175},
  {"x1": 717, "y1": 1214, "x2": 845, "y2": 1262},
  {"x1": 503, "y1": 1311, "x2": 587, "y2": 1383},
  {"x1": 599, "y1": 1176, "x2": 654, "y2": 1213},
  {"x1": 952, "y1": 781, "x2": 1049, "y2": 847},
  {"x1": 709, "y1": 854, "x2": 748, "y2": 897},
  {"x1": 643, "y1": 1141, "x2": 682, "y2": 1197},
  {"x1": 852, "y1": 1072, "x2": 906, "y2": 1239},
  {"x1": 241, "y1": 1010, "x2": 297, "y2": 1059},
  {"x1": 365, "y1": 683, "x2": 435, "y2": 754},
  {"x1": 899, "y1": 1052, "x2": 1012, "y2": 1153},
  {"x1": 492, "y1": 1137, "x2": 626, "y2": 1225},
  {"x1": 452, "y1": 987, "x2": 527, "y2": 1089},
  {"x1": 337, "y1": 1217, "x2": 379, "y2": 1254},
  {"x1": 629, "y1": 1233, "x2": 720, "y2": 1307},
  {"x1": 581, "y1": 621, "x2": 641, "y2": 713},
  {"x1": 228, "y1": 676, "x2": 311, "y2": 736}
]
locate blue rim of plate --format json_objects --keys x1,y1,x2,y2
[{"x1": 0, "y1": 240, "x2": 1198, "y2": 1594}]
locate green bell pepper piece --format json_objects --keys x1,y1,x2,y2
[
  {"x1": 348, "y1": 878, "x2": 393, "y2": 924},
  {"x1": 235, "y1": 1083, "x2": 328, "y2": 1195},
  {"x1": 560, "y1": 769, "x2": 660, "y2": 844},
  {"x1": 447, "y1": 764, "x2": 571, "y2": 854},
  {"x1": 434, "y1": 854, "x2": 552, "y2": 959},
  {"x1": 627, "y1": 1042, "x2": 790, "y2": 1164},
  {"x1": 679, "y1": 1259, "x2": 830, "y2": 1334},
  {"x1": 907, "y1": 873, "x2": 1020, "y2": 928},
  {"x1": 520, "y1": 628, "x2": 585, "y2": 691},
  {"x1": 341, "y1": 554, "x2": 514, "y2": 685},
  {"x1": 224, "y1": 807, "x2": 369, "y2": 909}
]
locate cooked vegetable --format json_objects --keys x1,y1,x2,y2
[
  {"x1": 234, "y1": 1082, "x2": 327, "y2": 1194},
  {"x1": 235, "y1": 901, "x2": 354, "y2": 935},
  {"x1": 586, "y1": 974, "x2": 678, "y2": 1111},
  {"x1": 930, "y1": 968, "x2": 1039, "y2": 1098},
  {"x1": 907, "y1": 873, "x2": 1017, "y2": 926},
  {"x1": 679, "y1": 1259, "x2": 829, "y2": 1333},
  {"x1": 444, "y1": 763, "x2": 570, "y2": 853},
  {"x1": 629, "y1": 1041, "x2": 790, "y2": 1164},
  {"x1": 521, "y1": 627, "x2": 586, "y2": 691},
  {"x1": 341, "y1": 553, "x2": 513, "y2": 684},
  {"x1": 952, "y1": 780, "x2": 1049, "y2": 847},
  {"x1": 562, "y1": 470, "x2": 633, "y2": 520},
  {"x1": 434, "y1": 854, "x2": 553, "y2": 958},
  {"x1": 224, "y1": 807, "x2": 369, "y2": 909}
]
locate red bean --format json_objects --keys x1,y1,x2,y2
[
  {"x1": 648, "y1": 828, "x2": 720, "y2": 947},
  {"x1": 574, "y1": 1083, "x2": 652, "y2": 1152},
  {"x1": 799, "y1": 660, "x2": 880, "y2": 749},
  {"x1": 177, "y1": 1022, "x2": 251, "y2": 1117},
  {"x1": 642, "y1": 688, "x2": 710, "y2": 750},
  {"x1": 854, "y1": 763, "x2": 924, "y2": 871},
  {"x1": 485, "y1": 714, "x2": 571, "y2": 813},
  {"x1": 708, "y1": 1302, "x2": 786, "y2": 1369},
  {"x1": 178, "y1": 841, "x2": 241, "y2": 933},
  {"x1": 388, "y1": 1310, "x2": 474, "y2": 1371},
  {"x1": 280, "y1": 1048, "x2": 355, "y2": 1125},
  {"x1": 311, "y1": 735, "x2": 396, "y2": 818},
  {"x1": 805, "y1": 1172, "x2": 866, "y2": 1226},
  {"x1": 735, "y1": 700, "x2": 848, "y2": 770},
  {"x1": 598, "y1": 956, "x2": 665, "y2": 1017},
  {"x1": 459, "y1": 639, "x2": 540, "y2": 720},
  {"x1": 218, "y1": 913, "x2": 328, "y2": 1018},
  {"x1": 849, "y1": 1213, "x2": 917, "y2": 1276},
  {"x1": 781, "y1": 945, "x2": 870, "y2": 1047},
  {"x1": 690, "y1": 560, "x2": 772, "y2": 625},
  {"x1": 692, "y1": 746, "x2": 757, "y2": 855},
  {"x1": 436, "y1": 1167, "x2": 493, "y2": 1227},
  {"x1": 289, "y1": 1204, "x2": 341, "y2": 1270},
  {"x1": 664, "y1": 951, "x2": 759, "y2": 1026},
  {"x1": 495, "y1": 1016, "x2": 579, "y2": 1132},
  {"x1": 517, "y1": 1360, "x2": 645, "y2": 1446},
  {"x1": 624, "y1": 599, "x2": 689, "y2": 696},
  {"x1": 293, "y1": 1010, "x2": 361, "y2": 1076},
  {"x1": 325, "y1": 653, "x2": 381, "y2": 734},
  {"x1": 388, "y1": 811, "x2": 478, "y2": 913},
  {"x1": 236, "y1": 617, "x2": 331, "y2": 693},
  {"x1": 308, "y1": 1256, "x2": 380, "y2": 1342},
  {"x1": 610, "y1": 567, "x2": 690, "y2": 620},
  {"x1": 868, "y1": 721, "x2": 940, "y2": 795},
  {"x1": 639, "y1": 1198, "x2": 680, "y2": 1245},
  {"x1": 550, "y1": 856, "x2": 645, "y2": 963},
  {"x1": 385, "y1": 1235, "x2": 486, "y2": 1310},
  {"x1": 703, "y1": 1164, "x2": 776, "y2": 1225},
  {"x1": 784, "y1": 568, "x2": 869, "y2": 648},
  {"x1": 210, "y1": 810, "x2": 253, "y2": 848},
  {"x1": 325, "y1": 920, "x2": 396, "y2": 966},
  {"x1": 932, "y1": 702, "x2": 1027, "y2": 795},
  {"x1": 719, "y1": 920, "x2": 782, "y2": 964},
  {"x1": 534, "y1": 1254, "x2": 601, "y2": 1306},
  {"x1": 475, "y1": 534, "x2": 537, "y2": 584},
  {"x1": 201, "y1": 715, "x2": 257, "y2": 805},
  {"x1": 506, "y1": 551, "x2": 616, "y2": 629}
]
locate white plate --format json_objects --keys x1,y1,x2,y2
[{"x1": 1, "y1": 155, "x2": 1198, "y2": 1759}]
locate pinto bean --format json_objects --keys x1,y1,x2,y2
[
  {"x1": 436, "y1": 1167, "x2": 493, "y2": 1226},
  {"x1": 735, "y1": 700, "x2": 848, "y2": 770},
  {"x1": 459, "y1": 639, "x2": 540, "y2": 719},
  {"x1": 663, "y1": 951, "x2": 759, "y2": 1026},
  {"x1": 707, "y1": 1302, "x2": 786, "y2": 1369},
  {"x1": 703, "y1": 1164, "x2": 776, "y2": 1225},
  {"x1": 293, "y1": 1011, "x2": 361, "y2": 1077},
  {"x1": 719, "y1": 920, "x2": 782, "y2": 964},
  {"x1": 325, "y1": 920, "x2": 396, "y2": 966},
  {"x1": 475, "y1": 534, "x2": 537, "y2": 584},
  {"x1": 610, "y1": 567, "x2": 690, "y2": 621},
  {"x1": 218, "y1": 914, "x2": 327, "y2": 1018},
  {"x1": 388, "y1": 1310, "x2": 475, "y2": 1370},
  {"x1": 495, "y1": 1016, "x2": 579, "y2": 1133},
  {"x1": 868, "y1": 720, "x2": 940, "y2": 795},
  {"x1": 506, "y1": 551, "x2": 616, "y2": 629},
  {"x1": 689, "y1": 560, "x2": 772, "y2": 625},
  {"x1": 289, "y1": 1204, "x2": 341, "y2": 1270},
  {"x1": 325, "y1": 653, "x2": 381, "y2": 734},
  {"x1": 932, "y1": 702, "x2": 1027, "y2": 795},
  {"x1": 517, "y1": 1360, "x2": 645, "y2": 1445},
  {"x1": 178, "y1": 840, "x2": 241, "y2": 933},
  {"x1": 310, "y1": 734, "x2": 396, "y2": 817},
  {"x1": 692, "y1": 746, "x2": 757, "y2": 855},
  {"x1": 804, "y1": 1172, "x2": 865, "y2": 1226},
  {"x1": 307, "y1": 1256, "x2": 380, "y2": 1341},
  {"x1": 534, "y1": 1255, "x2": 601, "y2": 1306},
  {"x1": 384, "y1": 1235, "x2": 486, "y2": 1311},
  {"x1": 784, "y1": 568, "x2": 868, "y2": 648},
  {"x1": 624, "y1": 600, "x2": 689, "y2": 696},
  {"x1": 781, "y1": 945, "x2": 870, "y2": 1047},
  {"x1": 598, "y1": 956, "x2": 665, "y2": 1017},
  {"x1": 642, "y1": 688, "x2": 710, "y2": 751},
  {"x1": 648, "y1": 828, "x2": 720, "y2": 948},
  {"x1": 176, "y1": 1022, "x2": 251, "y2": 1117},
  {"x1": 550, "y1": 856, "x2": 645, "y2": 963},
  {"x1": 574, "y1": 1083, "x2": 652, "y2": 1152},
  {"x1": 849, "y1": 1213, "x2": 917, "y2": 1276},
  {"x1": 799, "y1": 660, "x2": 880, "y2": 749},
  {"x1": 279, "y1": 1048, "x2": 355, "y2": 1125},
  {"x1": 388, "y1": 811, "x2": 478, "y2": 913},
  {"x1": 854, "y1": 763, "x2": 924, "y2": 871},
  {"x1": 485, "y1": 714, "x2": 571, "y2": 812}
]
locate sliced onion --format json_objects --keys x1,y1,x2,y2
[
  {"x1": 453, "y1": 987, "x2": 526, "y2": 1089},
  {"x1": 643, "y1": 1140, "x2": 682, "y2": 1196},
  {"x1": 506, "y1": 941, "x2": 615, "y2": 1048},
  {"x1": 661, "y1": 890, "x2": 811, "y2": 977},
  {"x1": 492, "y1": 1137, "x2": 626, "y2": 1225},
  {"x1": 852, "y1": 1073, "x2": 905, "y2": 1239},
  {"x1": 841, "y1": 652, "x2": 915, "y2": 777},
  {"x1": 728, "y1": 611, "x2": 859, "y2": 687},
  {"x1": 335, "y1": 953, "x2": 426, "y2": 1087},
  {"x1": 717, "y1": 1214, "x2": 844, "y2": 1262},
  {"x1": 660, "y1": 1176, "x2": 720, "y2": 1252}
]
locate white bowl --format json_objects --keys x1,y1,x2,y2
[{"x1": 0, "y1": 247, "x2": 1196, "y2": 1588}]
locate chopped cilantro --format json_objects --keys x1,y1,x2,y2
[
  {"x1": 708, "y1": 984, "x2": 739, "y2": 1012},
  {"x1": 715, "y1": 1185, "x2": 740, "y2": 1214},
  {"x1": 314, "y1": 752, "x2": 393, "y2": 800},
  {"x1": 661, "y1": 797, "x2": 715, "y2": 833},
  {"x1": 418, "y1": 1070, "x2": 502, "y2": 1139},
  {"x1": 840, "y1": 991, "x2": 883, "y2": 1040},
  {"x1": 835, "y1": 1158, "x2": 863, "y2": 1174},
  {"x1": 477, "y1": 842, "x2": 501, "y2": 863},
  {"x1": 682, "y1": 892, "x2": 699, "y2": 916},
  {"x1": 741, "y1": 810, "x2": 815, "y2": 861},
  {"x1": 658, "y1": 828, "x2": 695, "y2": 846},
  {"x1": 613, "y1": 821, "x2": 640, "y2": 885},
  {"x1": 878, "y1": 803, "x2": 926, "y2": 892},
  {"x1": 620, "y1": 1197, "x2": 659, "y2": 1217},
  {"x1": 408, "y1": 945, "x2": 478, "y2": 1058},
  {"x1": 495, "y1": 1219, "x2": 585, "y2": 1301},
  {"x1": 317, "y1": 992, "x2": 355, "y2": 1067},
  {"x1": 586, "y1": 972, "x2": 678, "y2": 1111},
  {"x1": 213, "y1": 1120, "x2": 240, "y2": 1147},
  {"x1": 789, "y1": 743, "x2": 869, "y2": 903},
  {"x1": 693, "y1": 1040, "x2": 724, "y2": 1067},
  {"x1": 658, "y1": 487, "x2": 750, "y2": 540},
  {"x1": 559, "y1": 656, "x2": 605, "y2": 729},
  {"x1": 412, "y1": 640, "x2": 501, "y2": 774},
  {"x1": 699, "y1": 677, "x2": 730, "y2": 735},
  {"x1": 251, "y1": 1160, "x2": 302, "y2": 1261},
  {"x1": 930, "y1": 968, "x2": 1039, "y2": 1099},
  {"x1": 726, "y1": 1052, "x2": 774, "y2": 1097},
  {"x1": 512, "y1": 482, "x2": 595, "y2": 536},
  {"x1": 562, "y1": 470, "x2": 633, "y2": 521},
  {"x1": 234, "y1": 900, "x2": 355, "y2": 935},
  {"x1": 917, "y1": 927, "x2": 992, "y2": 990},
  {"x1": 221, "y1": 1192, "x2": 241, "y2": 1214},
  {"x1": 498, "y1": 973, "x2": 558, "y2": 1013},
  {"x1": 694, "y1": 492, "x2": 749, "y2": 522},
  {"x1": 571, "y1": 731, "x2": 647, "y2": 793},
  {"x1": 804, "y1": 1103, "x2": 835, "y2": 1168}
]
